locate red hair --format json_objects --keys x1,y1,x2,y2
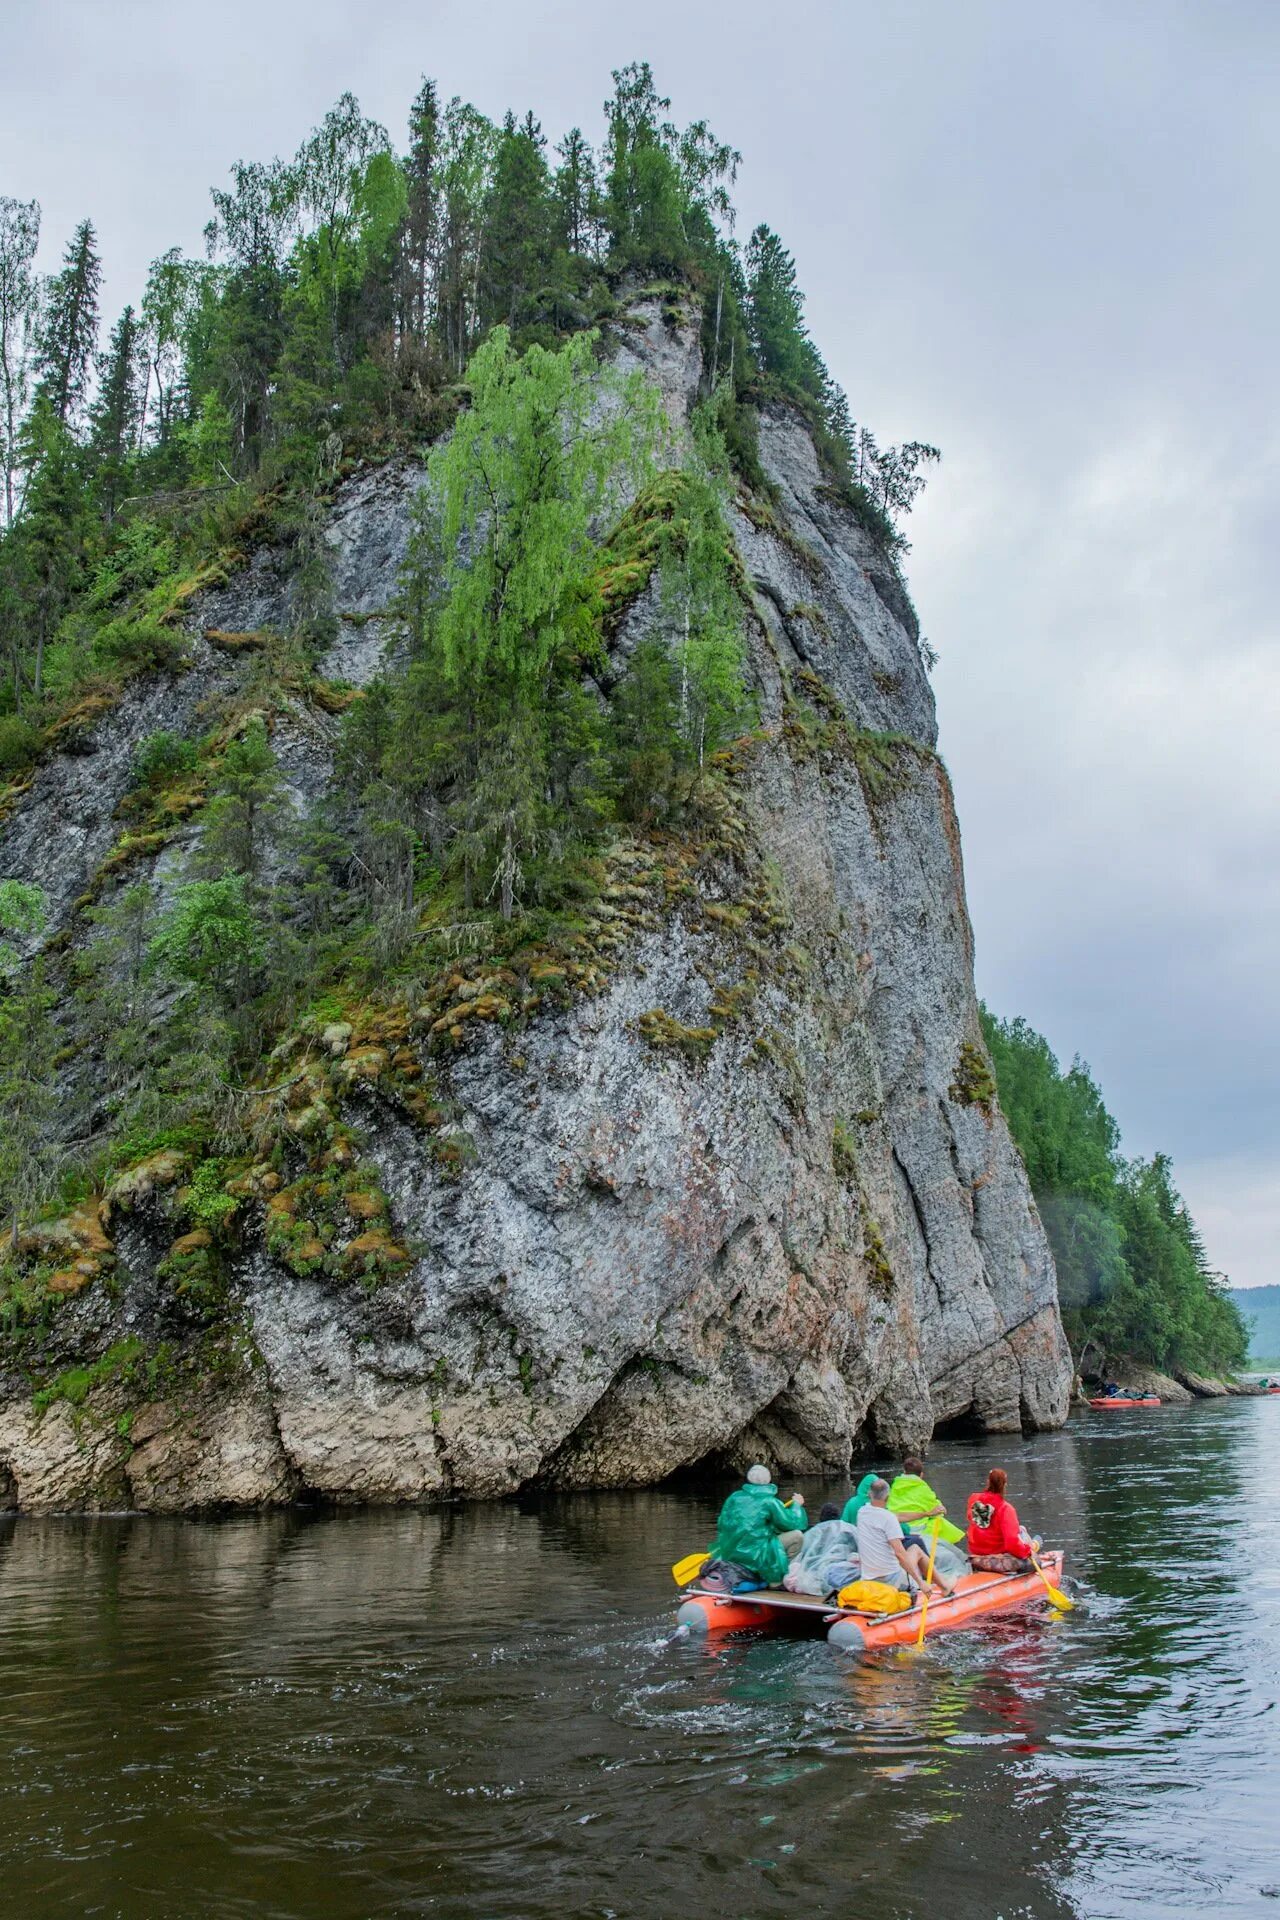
[{"x1": 986, "y1": 1468, "x2": 1008, "y2": 1495}]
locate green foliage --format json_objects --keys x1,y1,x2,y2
[
  {"x1": 181, "y1": 1157, "x2": 240, "y2": 1235},
  {"x1": 394, "y1": 325, "x2": 661, "y2": 916},
  {"x1": 601, "y1": 63, "x2": 738, "y2": 277},
  {"x1": 87, "y1": 517, "x2": 178, "y2": 611},
  {"x1": 198, "y1": 715, "x2": 286, "y2": 880},
  {"x1": 0, "y1": 64, "x2": 932, "y2": 775},
  {"x1": 745, "y1": 224, "x2": 825, "y2": 404},
  {"x1": 0, "y1": 712, "x2": 41, "y2": 775},
  {"x1": 708, "y1": 383, "x2": 770, "y2": 497},
  {"x1": 982, "y1": 1005, "x2": 1248, "y2": 1376},
  {"x1": 31, "y1": 1336, "x2": 147, "y2": 1415},
  {"x1": 91, "y1": 610, "x2": 185, "y2": 675},
  {"x1": 949, "y1": 1040, "x2": 997, "y2": 1114},
  {"x1": 607, "y1": 410, "x2": 752, "y2": 819},
  {"x1": 148, "y1": 874, "x2": 265, "y2": 1006},
  {"x1": 863, "y1": 1215, "x2": 895, "y2": 1299},
  {"x1": 0, "y1": 877, "x2": 45, "y2": 970},
  {"x1": 832, "y1": 1117, "x2": 859, "y2": 1180},
  {"x1": 177, "y1": 391, "x2": 234, "y2": 487},
  {"x1": 35, "y1": 218, "x2": 102, "y2": 428},
  {"x1": 0, "y1": 935, "x2": 61, "y2": 1249},
  {"x1": 130, "y1": 728, "x2": 199, "y2": 789}
]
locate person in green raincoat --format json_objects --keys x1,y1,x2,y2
[
  {"x1": 709, "y1": 1465, "x2": 807, "y2": 1585},
  {"x1": 841, "y1": 1472, "x2": 879, "y2": 1526},
  {"x1": 887, "y1": 1455, "x2": 966, "y2": 1547}
]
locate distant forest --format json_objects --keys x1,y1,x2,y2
[
  {"x1": 983, "y1": 1008, "x2": 1248, "y2": 1377},
  {"x1": 1228, "y1": 1285, "x2": 1280, "y2": 1364}
]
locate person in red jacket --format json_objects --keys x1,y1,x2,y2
[{"x1": 966, "y1": 1468, "x2": 1041, "y2": 1574}]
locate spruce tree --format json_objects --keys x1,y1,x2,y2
[
  {"x1": 203, "y1": 160, "x2": 293, "y2": 463},
  {"x1": 554, "y1": 128, "x2": 598, "y2": 259},
  {"x1": 199, "y1": 716, "x2": 288, "y2": 883},
  {"x1": 601, "y1": 63, "x2": 686, "y2": 270},
  {"x1": 745, "y1": 223, "x2": 821, "y2": 398},
  {"x1": 13, "y1": 394, "x2": 86, "y2": 700},
  {"x1": 36, "y1": 217, "x2": 102, "y2": 429},
  {"x1": 402, "y1": 77, "x2": 441, "y2": 336},
  {"x1": 481, "y1": 113, "x2": 556, "y2": 331},
  {"x1": 90, "y1": 305, "x2": 145, "y2": 519}
]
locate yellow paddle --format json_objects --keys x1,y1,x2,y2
[
  {"x1": 672, "y1": 1550, "x2": 710, "y2": 1587},
  {"x1": 915, "y1": 1517, "x2": 943, "y2": 1647},
  {"x1": 1030, "y1": 1547, "x2": 1073, "y2": 1610}
]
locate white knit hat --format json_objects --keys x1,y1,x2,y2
[{"x1": 746, "y1": 1464, "x2": 771, "y2": 1485}]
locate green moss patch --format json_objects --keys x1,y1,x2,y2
[
  {"x1": 863, "y1": 1216, "x2": 895, "y2": 1299},
  {"x1": 950, "y1": 1041, "x2": 997, "y2": 1115}
]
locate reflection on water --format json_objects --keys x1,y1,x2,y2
[{"x1": 1, "y1": 1402, "x2": 1277, "y2": 1919}]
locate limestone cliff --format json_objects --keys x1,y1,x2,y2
[{"x1": 0, "y1": 294, "x2": 1072, "y2": 1512}]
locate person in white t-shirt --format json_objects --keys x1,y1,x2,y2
[{"x1": 855, "y1": 1479, "x2": 956, "y2": 1595}]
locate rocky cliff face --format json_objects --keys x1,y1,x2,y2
[{"x1": 0, "y1": 295, "x2": 1072, "y2": 1512}]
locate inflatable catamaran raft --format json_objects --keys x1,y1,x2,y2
[{"x1": 676, "y1": 1551, "x2": 1066, "y2": 1651}]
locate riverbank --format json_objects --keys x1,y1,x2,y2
[{"x1": 1074, "y1": 1358, "x2": 1264, "y2": 1406}]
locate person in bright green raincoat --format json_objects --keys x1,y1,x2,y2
[
  {"x1": 841, "y1": 1472, "x2": 879, "y2": 1526},
  {"x1": 710, "y1": 1465, "x2": 807, "y2": 1585},
  {"x1": 887, "y1": 1455, "x2": 966, "y2": 1547}
]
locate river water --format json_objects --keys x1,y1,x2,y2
[{"x1": 2, "y1": 1399, "x2": 1278, "y2": 1919}]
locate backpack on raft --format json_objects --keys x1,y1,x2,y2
[
  {"x1": 836, "y1": 1578, "x2": 912, "y2": 1614},
  {"x1": 696, "y1": 1558, "x2": 763, "y2": 1594}
]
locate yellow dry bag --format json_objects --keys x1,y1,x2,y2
[{"x1": 836, "y1": 1578, "x2": 911, "y2": 1615}]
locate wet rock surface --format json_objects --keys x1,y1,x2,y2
[{"x1": 0, "y1": 296, "x2": 1072, "y2": 1510}]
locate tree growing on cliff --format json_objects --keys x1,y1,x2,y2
[
  {"x1": 394, "y1": 324, "x2": 662, "y2": 915},
  {"x1": 0, "y1": 884, "x2": 59, "y2": 1252},
  {"x1": 401, "y1": 77, "x2": 441, "y2": 337},
  {"x1": 745, "y1": 223, "x2": 822, "y2": 401},
  {"x1": 36, "y1": 218, "x2": 102, "y2": 430},
  {"x1": 435, "y1": 99, "x2": 499, "y2": 374},
  {"x1": 653, "y1": 414, "x2": 752, "y2": 775},
  {"x1": 554, "y1": 127, "x2": 599, "y2": 260},
  {"x1": 198, "y1": 717, "x2": 288, "y2": 884},
  {"x1": 72, "y1": 881, "x2": 155, "y2": 1126},
  {"x1": 0, "y1": 195, "x2": 40, "y2": 527},
  {"x1": 479, "y1": 113, "x2": 554, "y2": 333},
  {"x1": 90, "y1": 305, "x2": 146, "y2": 519},
  {"x1": 8, "y1": 394, "x2": 88, "y2": 702}
]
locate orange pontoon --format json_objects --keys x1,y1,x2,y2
[
  {"x1": 675, "y1": 1551, "x2": 1066, "y2": 1651},
  {"x1": 1088, "y1": 1395, "x2": 1161, "y2": 1408}
]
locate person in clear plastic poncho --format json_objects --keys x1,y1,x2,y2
[{"x1": 783, "y1": 1502, "x2": 860, "y2": 1596}]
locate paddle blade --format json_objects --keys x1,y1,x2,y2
[
  {"x1": 914, "y1": 1594, "x2": 930, "y2": 1647},
  {"x1": 672, "y1": 1551, "x2": 710, "y2": 1587},
  {"x1": 1032, "y1": 1553, "x2": 1075, "y2": 1610}
]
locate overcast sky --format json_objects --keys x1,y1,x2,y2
[{"x1": 5, "y1": 0, "x2": 1277, "y2": 1284}]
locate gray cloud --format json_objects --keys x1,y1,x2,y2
[{"x1": 4, "y1": 0, "x2": 1275, "y2": 1279}]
